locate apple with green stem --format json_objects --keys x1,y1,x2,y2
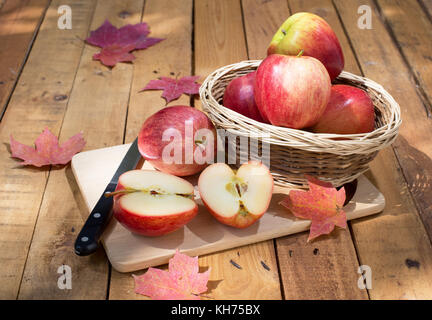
[
  {"x1": 110, "y1": 170, "x2": 198, "y2": 236},
  {"x1": 198, "y1": 161, "x2": 274, "y2": 228},
  {"x1": 267, "y1": 12, "x2": 344, "y2": 81}
]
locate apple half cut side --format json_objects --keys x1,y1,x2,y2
[
  {"x1": 111, "y1": 170, "x2": 198, "y2": 236},
  {"x1": 198, "y1": 161, "x2": 274, "y2": 228}
]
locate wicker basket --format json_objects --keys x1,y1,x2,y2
[{"x1": 199, "y1": 60, "x2": 401, "y2": 188}]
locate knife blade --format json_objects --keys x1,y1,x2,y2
[{"x1": 74, "y1": 138, "x2": 141, "y2": 256}]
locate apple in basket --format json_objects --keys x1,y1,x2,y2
[
  {"x1": 311, "y1": 84, "x2": 375, "y2": 134},
  {"x1": 254, "y1": 53, "x2": 331, "y2": 129},
  {"x1": 138, "y1": 105, "x2": 216, "y2": 176},
  {"x1": 111, "y1": 170, "x2": 198, "y2": 236},
  {"x1": 222, "y1": 71, "x2": 265, "y2": 122},
  {"x1": 198, "y1": 161, "x2": 274, "y2": 228},
  {"x1": 267, "y1": 12, "x2": 344, "y2": 81}
]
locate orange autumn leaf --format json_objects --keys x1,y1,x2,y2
[
  {"x1": 280, "y1": 175, "x2": 347, "y2": 241},
  {"x1": 10, "y1": 128, "x2": 85, "y2": 167},
  {"x1": 133, "y1": 250, "x2": 210, "y2": 300}
]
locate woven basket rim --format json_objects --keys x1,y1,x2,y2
[{"x1": 199, "y1": 59, "x2": 402, "y2": 156}]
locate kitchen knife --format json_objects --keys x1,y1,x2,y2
[{"x1": 74, "y1": 138, "x2": 141, "y2": 256}]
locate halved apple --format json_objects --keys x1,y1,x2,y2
[
  {"x1": 112, "y1": 170, "x2": 198, "y2": 236},
  {"x1": 198, "y1": 161, "x2": 274, "y2": 228}
]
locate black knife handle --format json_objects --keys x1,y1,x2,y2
[{"x1": 74, "y1": 185, "x2": 115, "y2": 256}]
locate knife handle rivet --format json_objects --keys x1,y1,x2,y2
[
  {"x1": 81, "y1": 236, "x2": 89, "y2": 242},
  {"x1": 93, "y1": 213, "x2": 101, "y2": 218}
]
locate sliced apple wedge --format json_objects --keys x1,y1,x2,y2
[
  {"x1": 112, "y1": 170, "x2": 198, "y2": 236},
  {"x1": 198, "y1": 161, "x2": 274, "y2": 228}
]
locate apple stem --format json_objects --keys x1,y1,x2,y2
[
  {"x1": 297, "y1": 49, "x2": 304, "y2": 57},
  {"x1": 104, "y1": 189, "x2": 137, "y2": 198},
  {"x1": 195, "y1": 139, "x2": 207, "y2": 150},
  {"x1": 105, "y1": 188, "x2": 194, "y2": 199}
]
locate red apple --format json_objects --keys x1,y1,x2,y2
[
  {"x1": 112, "y1": 170, "x2": 198, "y2": 236},
  {"x1": 138, "y1": 105, "x2": 216, "y2": 176},
  {"x1": 198, "y1": 161, "x2": 274, "y2": 228},
  {"x1": 223, "y1": 71, "x2": 265, "y2": 122},
  {"x1": 267, "y1": 12, "x2": 344, "y2": 81},
  {"x1": 254, "y1": 54, "x2": 331, "y2": 129},
  {"x1": 311, "y1": 85, "x2": 375, "y2": 134}
]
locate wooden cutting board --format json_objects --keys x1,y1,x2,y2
[{"x1": 71, "y1": 143, "x2": 385, "y2": 273}]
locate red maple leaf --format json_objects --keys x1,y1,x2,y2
[
  {"x1": 280, "y1": 175, "x2": 347, "y2": 241},
  {"x1": 116, "y1": 23, "x2": 151, "y2": 47},
  {"x1": 116, "y1": 23, "x2": 163, "y2": 49},
  {"x1": 133, "y1": 250, "x2": 210, "y2": 300},
  {"x1": 85, "y1": 20, "x2": 164, "y2": 67},
  {"x1": 10, "y1": 128, "x2": 85, "y2": 167},
  {"x1": 141, "y1": 76, "x2": 201, "y2": 103},
  {"x1": 93, "y1": 44, "x2": 135, "y2": 67},
  {"x1": 86, "y1": 20, "x2": 119, "y2": 48}
]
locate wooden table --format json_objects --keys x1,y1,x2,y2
[{"x1": 1, "y1": 0, "x2": 432, "y2": 300}]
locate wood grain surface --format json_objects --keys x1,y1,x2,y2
[
  {"x1": 0, "y1": 0, "x2": 49, "y2": 119},
  {"x1": 0, "y1": 0, "x2": 96, "y2": 299},
  {"x1": 333, "y1": 0, "x2": 432, "y2": 299},
  {"x1": 17, "y1": 0, "x2": 145, "y2": 299},
  {"x1": 374, "y1": 0, "x2": 432, "y2": 113},
  {"x1": 0, "y1": 0, "x2": 431, "y2": 300},
  {"x1": 374, "y1": 0, "x2": 432, "y2": 234}
]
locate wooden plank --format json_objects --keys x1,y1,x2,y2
[
  {"x1": 241, "y1": 0, "x2": 367, "y2": 299},
  {"x1": 17, "y1": 0, "x2": 145, "y2": 299},
  {"x1": 241, "y1": 0, "x2": 289, "y2": 60},
  {"x1": 108, "y1": 0, "x2": 193, "y2": 300},
  {"x1": 0, "y1": 0, "x2": 49, "y2": 113},
  {"x1": 0, "y1": 0, "x2": 49, "y2": 119},
  {"x1": 195, "y1": 0, "x2": 249, "y2": 81},
  {"x1": 0, "y1": 0, "x2": 95, "y2": 300},
  {"x1": 194, "y1": 0, "x2": 281, "y2": 300},
  {"x1": 375, "y1": 0, "x2": 432, "y2": 115},
  {"x1": 418, "y1": 0, "x2": 432, "y2": 18},
  {"x1": 333, "y1": 0, "x2": 432, "y2": 299}
]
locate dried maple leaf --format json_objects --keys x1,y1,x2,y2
[
  {"x1": 93, "y1": 44, "x2": 135, "y2": 67},
  {"x1": 133, "y1": 250, "x2": 210, "y2": 300},
  {"x1": 280, "y1": 175, "x2": 347, "y2": 242},
  {"x1": 86, "y1": 20, "x2": 119, "y2": 48},
  {"x1": 141, "y1": 76, "x2": 201, "y2": 103},
  {"x1": 86, "y1": 20, "x2": 164, "y2": 67},
  {"x1": 117, "y1": 23, "x2": 163, "y2": 49},
  {"x1": 10, "y1": 128, "x2": 85, "y2": 167}
]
